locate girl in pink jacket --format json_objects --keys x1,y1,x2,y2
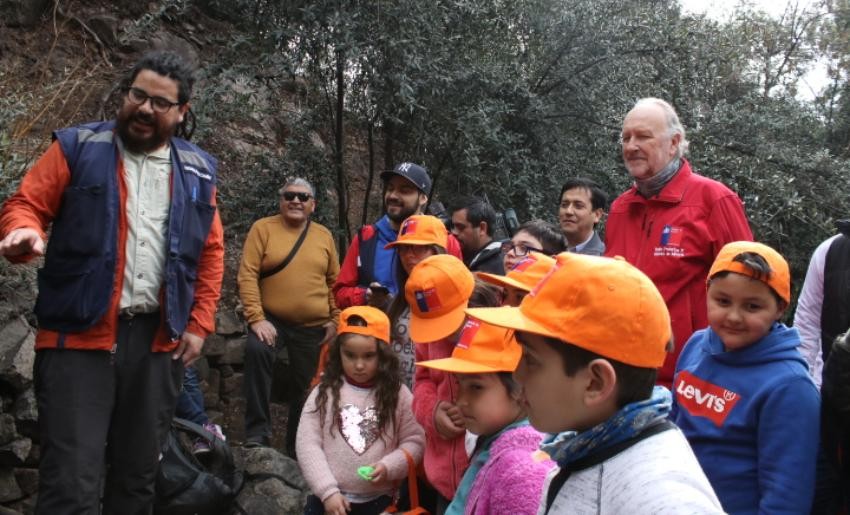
[{"x1": 297, "y1": 307, "x2": 424, "y2": 515}]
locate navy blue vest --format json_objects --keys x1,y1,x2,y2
[{"x1": 36, "y1": 121, "x2": 218, "y2": 341}]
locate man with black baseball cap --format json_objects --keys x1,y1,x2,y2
[{"x1": 334, "y1": 162, "x2": 460, "y2": 309}]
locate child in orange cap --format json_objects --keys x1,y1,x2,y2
[
  {"x1": 296, "y1": 306, "x2": 425, "y2": 515},
  {"x1": 467, "y1": 252, "x2": 724, "y2": 514},
  {"x1": 406, "y1": 254, "x2": 501, "y2": 512},
  {"x1": 671, "y1": 241, "x2": 819, "y2": 514},
  {"x1": 417, "y1": 319, "x2": 553, "y2": 515},
  {"x1": 384, "y1": 214, "x2": 449, "y2": 389},
  {"x1": 477, "y1": 252, "x2": 556, "y2": 306}
]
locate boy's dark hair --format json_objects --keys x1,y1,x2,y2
[
  {"x1": 313, "y1": 328, "x2": 401, "y2": 440},
  {"x1": 559, "y1": 178, "x2": 609, "y2": 211},
  {"x1": 709, "y1": 252, "x2": 785, "y2": 307},
  {"x1": 516, "y1": 220, "x2": 567, "y2": 256},
  {"x1": 542, "y1": 337, "x2": 657, "y2": 408},
  {"x1": 450, "y1": 196, "x2": 498, "y2": 237},
  {"x1": 124, "y1": 50, "x2": 196, "y2": 104}
]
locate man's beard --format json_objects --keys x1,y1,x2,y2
[
  {"x1": 116, "y1": 108, "x2": 174, "y2": 153},
  {"x1": 385, "y1": 201, "x2": 419, "y2": 223}
]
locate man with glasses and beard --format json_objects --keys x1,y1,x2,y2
[
  {"x1": 333, "y1": 162, "x2": 461, "y2": 309},
  {"x1": 0, "y1": 51, "x2": 224, "y2": 514},
  {"x1": 239, "y1": 177, "x2": 340, "y2": 457}
]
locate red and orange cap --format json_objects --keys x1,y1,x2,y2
[
  {"x1": 477, "y1": 252, "x2": 557, "y2": 293},
  {"x1": 467, "y1": 253, "x2": 671, "y2": 369},
  {"x1": 338, "y1": 306, "x2": 391, "y2": 344},
  {"x1": 385, "y1": 215, "x2": 448, "y2": 250},
  {"x1": 405, "y1": 254, "x2": 475, "y2": 342},
  {"x1": 416, "y1": 319, "x2": 521, "y2": 373}
]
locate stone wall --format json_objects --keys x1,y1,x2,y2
[{"x1": 0, "y1": 310, "x2": 310, "y2": 514}]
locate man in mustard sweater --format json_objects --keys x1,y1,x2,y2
[{"x1": 239, "y1": 177, "x2": 340, "y2": 457}]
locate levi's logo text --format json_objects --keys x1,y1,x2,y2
[
  {"x1": 401, "y1": 219, "x2": 418, "y2": 235},
  {"x1": 654, "y1": 224, "x2": 685, "y2": 257},
  {"x1": 414, "y1": 288, "x2": 442, "y2": 313},
  {"x1": 675, "y1": 371, "x2": 741, "y2": 427},
  {"x1": 456, "y1": 319, "x2": 481, "y2": 349}
]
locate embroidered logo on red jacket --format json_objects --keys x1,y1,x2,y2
[
  {"x1": 675, "y1": 370, "x2": 742, "y2": 427},
  {"x1": 660, "y1": 224, "x2": 683, "y2": 247}
]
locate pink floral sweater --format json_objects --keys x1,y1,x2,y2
[{"x1": 296, "y1": 380, "x2": 425, "y2": 502}]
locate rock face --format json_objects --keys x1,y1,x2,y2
[{"x1": 0, "y1": 304, "x2": 309, "y2": 513}]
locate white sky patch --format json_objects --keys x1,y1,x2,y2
[{"x1": 679, "y1": 0, "x2": 829, "y2": 99}]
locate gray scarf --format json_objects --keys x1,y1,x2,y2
[{"x1": 635, "y1": 158, "x2": 681, "y2": 198}]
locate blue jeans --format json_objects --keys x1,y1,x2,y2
[{"x1": 174, "y1": 366, "x2": 208, "y2": 425}]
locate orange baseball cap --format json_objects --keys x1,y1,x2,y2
[
  {"x1": 708, "y1": 241, "x2": 790, "y2": 303},
  {"x1": 416, "y1": 318, "x2": 521, "y2": 373},
  {"x1": 477, "y1": 252, "x2": 557, "y2": 292},
  {"x1": 405, "y1": 254, "x2": 475, "y2": 342},
  {"x1": 385, "y1": 215, "x2": 448, "y2": 250},
  {"x1": 467, "y1": 253, "x2": 671, "y2": 368},
  {"x1": 338, "y1": 306, "x2": 391, "y2": 344}
]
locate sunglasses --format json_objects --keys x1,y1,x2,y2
[{"x1": 281, "y1": 191, "x2": 313, "y2": 202}]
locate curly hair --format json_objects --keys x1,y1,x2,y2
[{"x1": 313, "y1": 332, "x2": 402, "y2": 441}]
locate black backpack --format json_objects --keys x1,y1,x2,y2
[{"x1": 154, "y1": 418, "x2": 244, "y2": 515}]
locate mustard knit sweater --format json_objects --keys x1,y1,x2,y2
[{"x1": 238, "y1": 215, "x2": 340, "y2": 327}]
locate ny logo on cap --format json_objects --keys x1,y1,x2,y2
[{"x1": 399, "y1": 162, "x2": 413, "y2": 172}]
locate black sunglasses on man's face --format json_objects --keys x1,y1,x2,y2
[{"x1": 282, "y1": 191, "x2": 313, "y2": 202}]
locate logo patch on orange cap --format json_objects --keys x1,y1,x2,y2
[
  {"x1": 529, "y1": 259, "x2": 562, "y2": 297},
  {"x1": 414, "y1": 288, "x2": 442, "y2": 313},
  {"x1": 401, "y1": 219, "x2": 418, "y2": 235},
  {"x1": 512, "y1": 254, "x2": 538, "y2": 272},
  {"x1": 456, "y1": 319, "x2": 482, "y2": 349}
]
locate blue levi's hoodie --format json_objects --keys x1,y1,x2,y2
[{"x1": 671, "y1": 323, "x2": 820, "y2": 515}]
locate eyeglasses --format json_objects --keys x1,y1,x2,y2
[
  {"x1": 125, "y1": 87, "x2": 181, "y2": 113},
  {"x1": 500, "y1": 241, "x2": 542, "y2": 256},
  {"x1": 281, "y1": 191, "x2": 313, "y2": 202}
]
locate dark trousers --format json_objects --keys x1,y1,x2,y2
[
  {"x1": 34, "y1": 313, "x2": 183, "y2": 515},
  {"x1": 304, "y1": 494, "x2": 392, "y2": 515},
  {"x1": 244, "y1": 314, "x2": 323, "y2": 457}
]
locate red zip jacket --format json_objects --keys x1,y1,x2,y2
[
  {"x1": 413, "y1": 336, "x2": 469, "y2": 500},
  {"x1": 0, "y1": 141, "x2": 224, "y2": 352},
  {"x1": 605, "y1": 159, "x2": 752, "y2": 386}
]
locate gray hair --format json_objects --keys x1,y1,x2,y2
[
  {"x1": 631, "y1": 97, "x2": 690, "y2": 158},
  {"x1": 278, "y1": 177, "x2": 315, "y2": 197}
]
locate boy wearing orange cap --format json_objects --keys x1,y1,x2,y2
[
  {"x1": 467, "y1": 253, "x2": 723, "y2": 514},
  {"x1": 671, "y1": 241, "x2": 820, "y2": 514},
  {"x1": 418, "y1": 319, "x2": 552, "y2": 515}
]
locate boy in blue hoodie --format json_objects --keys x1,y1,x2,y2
[{"x1": 672, "y1": 241, "x2": 820, "y2": 514}]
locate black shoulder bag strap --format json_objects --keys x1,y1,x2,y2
[
  {"x1": 544, "y1": 420, "x2": 676, "y2": 513},
  {"x1": 259, "y1": 220, "x2": 311, "y2": 280}
]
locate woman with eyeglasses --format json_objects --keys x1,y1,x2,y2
[
  {"x1": 501, "y1": 219, "x2": 567, "y2": 272},
  {"x1": 384, "y1": 215, "x2": 449, "y2": 390}
]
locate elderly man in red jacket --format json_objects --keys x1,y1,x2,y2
[{"x1": 605, "y1": 97, "x2": 753, "y2": 387}]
